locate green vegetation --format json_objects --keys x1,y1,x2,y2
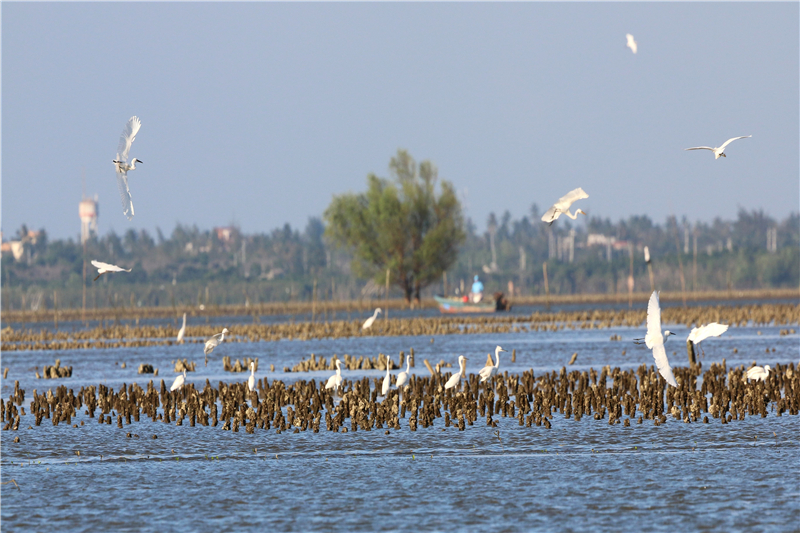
[
  {"x1": 325, "y1": 150, "x2": 465, "y2": 302},
  {"x1": 2, "y1": 171, "x2": 797, "y2": 311}
]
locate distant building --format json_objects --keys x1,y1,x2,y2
[
  {"x1": 215, "y1": 227, "x2": 236, "y2": 244},
  {"x1": 79, "y1": 196, "x2": 99, "y2": 244},
  {"x1": 1, "y1": 229, "x2": 40, "y2": 262}
]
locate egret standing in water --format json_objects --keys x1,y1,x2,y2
[
  {"x1": 395, "y1": 357, "x2": 411, "y2": 389},
  {"x1": 746, "y1": 365, "x2": 771, "y2": 382},
  {"x1": 170, "y1": 370, "x2": 186, "y2": 392},
  {"x1": 444, "y1": 355, "x2": 468, "y2": 390},
  {"x1": 325, "y1": 360, "x2": 343, "y2": 392},
  {"x1": 381, "y1": 357, "x2": 392, "y2": 396},
  {"x1": 685, "y1": 135, "x2": 751, "y2": 159},
  {"x1": 634, "y1": 291, "x2": 677, "y2": 387},
  {"x1": 541, "y1": 188, "x2": 589, "y2": 225},
  {"x1": 362, "y1": 308, "x2": 382, "y2": 330},
  {"x1": 479, "y1": 346, "x2": 507, "y2": 383},
  {"x1": 113, "y1": 116, "x2": 143, "y2": 220},
  {"x1": 204, "y1": 328, "x2": 229, "y2": 356},
  {"x1": 91, "y1": 260, "x2": 131, "y2": 281},
  {"x1": 247, "y1": 361, "x2": 256, "y2": 392},
  {"x1": 176, "y1": 313, "x2": 187, "y2": 343}
]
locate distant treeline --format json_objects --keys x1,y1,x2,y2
[{"x1": 2, "y1": 208, "x2": 797, "y2": 310}]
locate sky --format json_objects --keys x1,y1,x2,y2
[{"x1": 2, "y1": 2, "x2": 798, "y2": 241}]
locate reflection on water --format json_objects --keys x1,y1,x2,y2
[{"x1": 1, "y1": 326, "x2": 798, "y2": 532}]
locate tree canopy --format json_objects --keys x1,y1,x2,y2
[{"x1": 325, "y1": 149, "x2": 465, "y2": 302}]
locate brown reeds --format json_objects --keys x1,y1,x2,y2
[
  {"x1": 2, "y1": 302, "x2": 797, "y2": 352},
  {"x1": 2, "y1": 362, "x2": 796, "y2": 435}
]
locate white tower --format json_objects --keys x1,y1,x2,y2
[{"x1": 79, "y1": 196, "x2": 99, "y2": 244}]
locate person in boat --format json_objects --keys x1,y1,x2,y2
[{"x1": 470, "y1": 275, "x2": 484, "y2": 303}]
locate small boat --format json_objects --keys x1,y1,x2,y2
[{"x1": 434, "y1": 294, "x2": 509, "y2": 314}]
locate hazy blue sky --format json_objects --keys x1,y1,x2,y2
[{"x1": 3, "y1": 2, "x2": 798, "y2": 240}]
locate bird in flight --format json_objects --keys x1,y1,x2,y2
[
  {"x1": 113, "y1": 116, "x2": 143, "y2": 220},
  {"x1": 626, "y1": 34, "x2": 637, "y2": 54},
  {"x1": 634, "y1": 291, "x2": 677, "y2": 387},
  {"x1": 91, "y1": 260, "x2": 132, "y2": 281},
  {"x1": 541, "y1": 188, "x2": 589, "y2": 225},
  {"x1": 685, "y1": 135, "x2": 751, "y2": 159}
]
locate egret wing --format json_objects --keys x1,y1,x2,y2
[
  {"x1": 91, "y1": 260, "x2": 113, "y2": 270},
  {"x1": 541, "y1": 205, "x2": 559, "y2": 223},
  {"x1": 557, "y1": 187, "x2": 589, "y2": 208},
  {"x1": 718, "y1": 135, "x2": 751, "y2": 150},
  {"x1": 644, "y1": 291, "x2": 661, "y2": 349},
  {"x1": 688, "y1": 323, "x2": 729, "y2": 344},
  {"x1": 685, "y1": 146, "x2": 714, "y2": 151},
  {"x1": 652, "y1": 343, "x2": 677, "y2": 387},
  {"x1": 746, "y1": 366, "x2": 762, "y2": 380},
  {"x1": 117, "y1": 116, "x2": 141, "y2": 163},
  {"x1": 116, "y1": 170, "x2": 135, "y2": 220}
]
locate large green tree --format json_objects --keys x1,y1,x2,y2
[{"x1": 325, "y1": 149, "x2": 465, "y2": 302}]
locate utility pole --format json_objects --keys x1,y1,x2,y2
[
  {"x1": 542, "y1": 262, "x2": 550, "y2": 310},
  {"x1": 673, "y1": 225, "x2": 687, "y2": 307},
  {"x1": 644, "y1": 246, "x2": 655, "y2": 293},
  {"x1": 385, "y1": 268, "x2": 390, "y2": 319}
]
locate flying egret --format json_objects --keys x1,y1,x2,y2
[
  {"x1": 626, "y1": 33, "x2": 637, "y2": 54},
  {"x1": 479, "y1": 346, "x2": 507, "y2": 383},
  {"x1": 204, "y1": 328, "x2": 229, "y2": 356},
  {"x1": 395, "y1": 357, "x2": 411, "y2": 389},
  {"x1": 247, "y1": 361, "x2": 256, "y2": 392},
  {"x1": 541, "y1": 188, "x2": 589, "y2": 225},
  {"x1": 170, "y1": 370, "x2": 186, "y2": 392},
  {"x1": 685, "y1": 135, "x2": 751, "y2": 159},
  {"x1": 688, "y1": 323, "x2": 729, "y2": 346},
  {"x1": 325, "y1": 360, "x2": 343, "y2": 391},
  {"x1": 444, "y1": 355, "x2": 468, "y2": 390},
  {"x1": 90, "y1": 260, "x2": 131, "y2": 281},
  {"x1": 633, "y1": 291, "x2": 677, "y2": 387},
  {"x1": 746, "y1": 365, "x2": 771, "y2": 382},
  {"x1": 362, "y1": 308, "x2": 382, "y2": 330},
  {"x1": 176, "y1": 313, "x2": 187, "y2": 343},
  {"x1": 381, "y1": 357, "x2": 392, "y2": 396},
  {"x1": 112, "y1": 116, "x2": 143, "y2": 220}
]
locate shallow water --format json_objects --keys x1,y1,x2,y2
[{"x1": 2, "y1": 325, "x2": 798, "y2": 532}]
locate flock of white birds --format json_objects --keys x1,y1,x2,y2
[{"x1": 89, "y1": 34, "x2": 763, "y2": 395}]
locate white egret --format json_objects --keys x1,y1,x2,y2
[
  {"x1": 541, "y1": 188, "x2": 589, "y2": 225},
  {"x1": 444, "y1": 355, "x2": 468, "y2": 390},
  {"x1": 247, "y1": 361, "x2": 256, "y2": 392},
  {"x1": 634, "y1": 291, "x2": 677, "y2": 387},
  {"x1": 204, "y1": 328, "x2": 229, "y2": 356},
  {"x1": 626, "y1": 33, "x2": 637, "y2": 54},
  {"x1": 91, "y1": 260, "x2": 131, "y2": 281},
  {"x1": 746, "y1": 365, "x2": 771, "y2": 382},
  {"x1": 176, "y1": 313, "x2": 187, "y2": 343},
  {"x1": 479, "y1": 346, "x2": 507, "y2": 383},
  {"x1": 688, "y1": 323, "x2": 729, "y2": 345},
  {"x1": 395, "y1": 357, "x2": 411, "y2": 389},
  {"x1": 325, "y1": 360, "x2": 343, "y2": 391},
  {"x1": 685, "y1": 135, "x2": 751, "y2": 159},
  {"x1": 112, "y1": 116, "x2": 143, "y2": 220},
  {"x1": 170, "y1": 370, "x2": 186, "y2": 392},
  {"x1": 381, "y1": 357, "x2": 392, "y2": 396},
  {"x1": 362, "y1": 308, "x2": 382, "y2": 330}
]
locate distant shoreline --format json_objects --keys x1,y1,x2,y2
[{"x1": 2, "y1": 287, "x2": 797, "y2": 325}]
